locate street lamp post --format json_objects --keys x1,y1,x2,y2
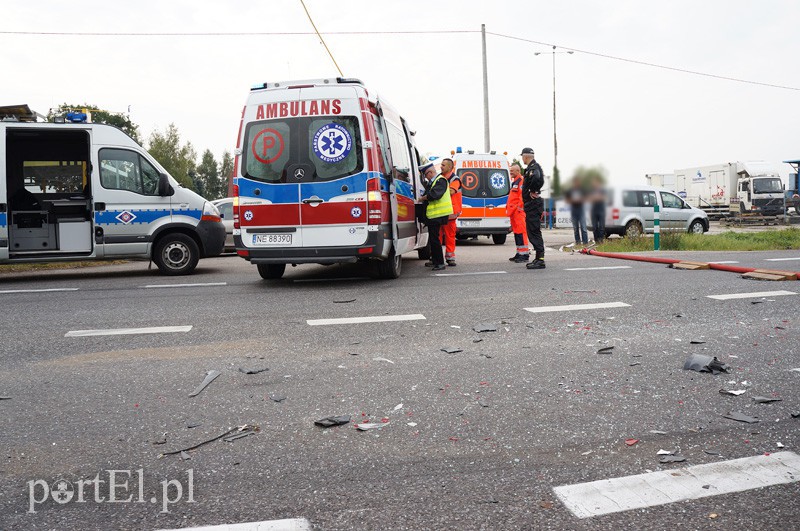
[{"x1": 534, "y1": 46, "x2": 573, "y2": 228}]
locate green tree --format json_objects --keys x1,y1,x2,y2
[
  {"x1": 195, "y1": 149, "x2": 220, "y2": 199},
  {"x1": 219, "y1": 150, "x2": 234, "y2": 198},
  {"x1": 147, "y1": 124, "x2": 197, "y2": 190},
  {"x1": 48, "y1": 103, "x2": 141, "y2": 143}
]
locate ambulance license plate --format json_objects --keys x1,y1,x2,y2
[
  {"x1": 253, "y1": 234, "x2": 292, "y2": 246},
  {"x1": 460, "y1": 220, "x2": 480, "y2": 227}
]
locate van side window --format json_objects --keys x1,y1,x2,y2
[
  {"x1": 622, "y1": 191, "x2": 638, "y2": 207},
  {"x1": 99, "y1": 148, "x2": 160, "y2": 196},
  {"x1": 660, "y1": 192, "x2": 682, "y2": 209},
  {"x1": 639, "y1": 191, "x2": 656, "y2": 207},
  {"x1": 371, "y1": 116, "x2": 389, "y2": 176},
  {"x1": 386, "y1": 123, "x2": 411, "y2": 182}
]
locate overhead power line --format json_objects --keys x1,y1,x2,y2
[
  {"x1": 1, "y1": 28, "x2": 796, "y2": 91},
  {"x1": 299, "y1": 0, "x2": 344, "y2": 76},
  {"x1": 487, "y1": 31, "x2": 800, "y2": 92}
]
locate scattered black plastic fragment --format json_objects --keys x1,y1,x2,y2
[
  {"x1": 333, "y1": 299, "x2": 356, "y2": 303},
  {"x1": 159, "y1": 425, "x2": 259, "y2": 458},
  {"x1": 238, "y1": 367, "x2": 269, "y2": 375},
  {"x1": 473, "y1": 324, "x2": 497, "y2": 333},
  {"x1": 689, "y1": 340, "x2": 706, "y2": 345},
  {"x1": 224, "y1": 431, "x2": 256, "y2": 442},
  {"x1": 473, "y1": 338, "x2": 484, "y2": 343},
  {"x1": 0, "y1": 396, "x2": 10, "y2": 400},
  {"x1": 683, "y1": 354, "x2": 729, "y2": 374},
  {"x1": 723, "y1": 412, "x2": 759, "y2": 424},
  {"x1": 314, "y1": 415, "x2": 351, "y2": 428},
  {"x1": 269, "y1": 394, "x2": 287, "y2": 403},
  {"x1": 660, "y1": 455, "x2": 686, "y2": 463},
  {"x1": 441, "y1": 347, "x2": 463, "y2": 354},
  {"x1": 189, "y1": 370, "x2": 221, "y2": 397},
  {"x1": 752, "y1": 396, "x2": 782, "y2": 404},
  {"x1": 792, "y1": 412, "x2": 800, "y2": 419},
  {"x1": 597, "y1": 346, "x2": 614, "y2": 354}
]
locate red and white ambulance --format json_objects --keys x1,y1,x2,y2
[
  {"x1": 232, "y1": 78, "x2": 429, "y2": 279},
  {"x1": 452, "y1": 150, "x2": 512, "y2": 244}
]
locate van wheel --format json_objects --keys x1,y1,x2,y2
[
  {"x1": 624, "y1": 220, "x2": 643, "y2": 238},
  {"x1": 153, "y1": 233, "x2": 199, "y2": 275},
  {"x1": 377, "y1": 248, "x2": 402, "y2": 279},
  {"x1": 257, "y1": 264, "x2": 286, "y2": 279},
  {"x1": 688, "y1": 220, "x2": 704, "y2": 234},
  {"x1": 492, "y1": 234, "x2": 507, "y2": 245}
]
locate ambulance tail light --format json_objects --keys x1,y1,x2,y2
[
  {"x1": 366, "y1": 178, "x2": 382, "y2": 225},
  {"x1": 612, "y1": 208, "x2": 620, "y2": 221},
  {"x1": 233, "y1": 184, "x2": 240, "y2": 229}
]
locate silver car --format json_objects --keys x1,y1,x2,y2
[
  {"x1": 601, "y1": 186, "x2": 709, "y2": 238},
  {"x1": 211, "y1": 198, "x2": 235, "y2": 252}
]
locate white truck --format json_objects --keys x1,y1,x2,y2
[
  {"x1": 644, "y1": 173, "x2": 675, "y2": 190},
  {"x1": 673, "y1": 162, "x2": 784, "y2": 218}
]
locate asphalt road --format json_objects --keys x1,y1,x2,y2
[{"x1": 1, "y1": 230, "x2": 799, "y2": 530}]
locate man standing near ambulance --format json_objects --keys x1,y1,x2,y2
[
  {"x1": 506, "y1": 162, "x2": 530, "y2": 262},
  {"x1": 520, "y1": 147, "x2": 546, "y2": 269},
  {"x1": 439, "y1": 157, "x2": 461, "y2": 267},
  {"x1": 419, "y1": 161, "x2": 452, "y2": 271}
]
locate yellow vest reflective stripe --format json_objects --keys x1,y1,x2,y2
[{"x1": 426, "y1": 175, "x2": 454, "y2": 219}]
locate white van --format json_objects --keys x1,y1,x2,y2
[
  {"x1": 600, "y1": 185, "x2": 709, "y2": 238},
  {"x1": 0, "y1": 120, "x2": 225, "y2": 274},
  {"x1": 232, "y1": 78, "x2": 429, "y2": 279}
]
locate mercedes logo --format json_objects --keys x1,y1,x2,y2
[{"x1": 294, "y1": 168, "x2": 305, "y2": 179}]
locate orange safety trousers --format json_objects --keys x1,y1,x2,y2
[{"x1": 441, "y1": 219, "x2": 457, "y2": 260}]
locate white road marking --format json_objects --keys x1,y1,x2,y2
[
  {"x1": 707, "y1": 290, "x2": 796, "y2": 300},
  {"x1": 524, "y1": 301, "x2": 630, "y2": 314},
  {"x1": 307, "y1": 314, "x2": 426, "y2": 326},
  {"x1": 765, "y1": 257, "x2": 800, "y2": 262},
  {"x1": 564, "y1": 266, "x2": 632, "y2": 271},
  {"x1": 0, "y1": 288, "x2": 79, "y2": 294},
  {"x1": 158, "y1": 518, "x2": 311, "y2": 531},
  {"x1": 553, "y1": 451, "x2": 800, "y2": 519},
  {"x1": 708, "y1": 261, "x2": 739, "y2": 264},
  {"x1": 65, "y1": 325, "x2": 193, "y2": 337},
  {"x1": 433, "y1": 271, "x2": 507, "y2": 277},
  {"x1": 142, "y1": 282, "x2": 227, "y2": 289}
]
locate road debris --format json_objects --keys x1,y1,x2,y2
[
  {"x1": 180, "y1": 451, "x2": 191, "y2": 461},
  {"x1": 649, "y1": 430, "x2": 667, "y2": 435},
  {"x1": 238, "y1": 367, "x2": 269, "y2": 375},
  {"x1": 689, "y1": 340, "x2": 706, "y2": 345},
  {"x1": 333, "y1": 298, "x2": 356, "y2": 303},
  {"x1": 683, "y1": 354, "x2": 730, "y2": 374},
  {"x1": 659, "y1": 455, "x2": 687, "y2": 463},
  {"x1": 188, "y1": 370, "x2": 221, "y2": 397},
  {"x1": 723, "y1": 412, "x2": 760, "y2": 424},
  {"x1": 473, "y1": 338, "x2": 483, "y2": 343},
  {"x1": 473, "y1": 324, "x2": 497, "y2": 333},
  {"x1": 393, "y1": 403, "x2": 403, "y2": 411},
  {"x1": 624, "y1": 439, "x2": 639, "y2": 446},
  {"x1": 158, "y1": 425, "x2": 259, "y2": 458},
  {"x1": 372, "y1": 357, "x2": 395, "y2": 364},
  {"x1": 441, "y1": 347, "x2": 463, "y2": 354},
  {"x1": 792, "y1": 412, "x2": 800, "y2": 419},
  {"x1": 407, "y1": 422, "x2": 417, "y2": 427},
  {"x1": 152, "y1": 433, "x2": 168, "y2": 445},
  {"x1": 314, "y1": 415, "x2": 351, "y2": 428},
  {"x1": 657, "y1": 449, "x2": 674, "y2": 455},
  {"x1": 777, "y1": 442, "x2": 785, "y2": 448},
  {"x1": 0, "y1": 396, "x2": 11, "y2": 400},
  {"x1": 597, "y1": 346, "x2": 615, "y2": 354},
  {"x1": 752, "y1": 396, "x2": 782, "y2": 404},
  {"x1": 269, "y1": 393, "x2": 287, "y2": 403},
  {"x1": 224, "y1": 430, "x2": 257, "y2": 442},
  {"x1": 355, "y1": 422, "x2": 389, "y2": 431},
  {"x1": 719, "y1": 389, "x2": 747, "y2": 396}
]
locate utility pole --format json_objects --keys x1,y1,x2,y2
[{"x1": 481, "y1": 23, "x2": 490, "y2": 152}]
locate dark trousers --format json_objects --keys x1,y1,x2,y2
[
  {"x1": 524, "y1": 198, "x2": 545, "y2": 259},
  {"x1": 590, "y1": 203, "x2": 606, "y2": 243},
  {"x1": 428, "y1": 221, "x2": 445, "y2": 266}
]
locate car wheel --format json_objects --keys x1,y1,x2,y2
[
  {"x1": 688, "y1": 219, "x2": 705, "y2": 234},
  {"x1": 257, "y1": 264, "x2": 286, "y2": 279},
  {"x1": 624, "y1": 220, "x2": 643, "y2": 238},
  {"x1": 377, "y1": 247, "x2": 402, "y2": 279},
  {"x1": 492, "y1": 233, "x2": 507, "y2": 245},
  {"x1": 153, "y1": 233, "x2": 200, "y2": 275}
]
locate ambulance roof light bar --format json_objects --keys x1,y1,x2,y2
[{"x1": 251, "y1": 78, "x2": 365, "y2": 91}]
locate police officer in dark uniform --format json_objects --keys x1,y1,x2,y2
[{"x1": 520, "y1": 147, "x2": 545, "y2": 269}]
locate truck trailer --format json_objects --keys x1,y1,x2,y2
[{"x1": 673, "y1": 162, "x2": 784, "y2": 218}]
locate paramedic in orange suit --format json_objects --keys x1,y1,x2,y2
[
  {"x1": 506, "y1": 162, "x2": 530, "y2": 262},
  {"x1": 439, "y1": 157, "x2": 461, "y2": 266}
]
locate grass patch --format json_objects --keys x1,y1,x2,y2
[
  {"x1": 0, "y1": 260, "x2": 130, "y2": 275},
  {"x1": 596, "y1": 228, "x2": 800, "y2": 252}
]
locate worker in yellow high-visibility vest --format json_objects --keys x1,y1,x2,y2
[{"x1": 419, "y1": 161, "x2": 453, "y2": 271}]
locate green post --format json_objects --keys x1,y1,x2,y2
[{"x1": 653, "y1": 204, "x2": 660, "y2": 251}]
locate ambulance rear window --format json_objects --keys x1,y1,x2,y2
[
  {"x1": 457, "y1": 168, "x2": 510, "y2": 198},
  {"x1": 243, "y1": 117, "x2": 362, "y2": 183}
]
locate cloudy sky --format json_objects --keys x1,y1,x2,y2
[{"x1": 4, "y1": 0, "x2": 799, "y2": 184}]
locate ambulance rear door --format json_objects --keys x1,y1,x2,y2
[{"x1": 457, "y1": 166, "x2": 486, "y2": 229}]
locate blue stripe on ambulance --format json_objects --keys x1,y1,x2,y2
[
  {"x1": 0, "y1": 213, "x2": 6, "y2": 228},
  {"x1": 237, "y1": 180, "x2": 300, "y2": 204},
  {"x1": 238, "y1": 171, "x2": 398, "y2": 203},
  {"x1": 485, "y1": 197, "x2": 508, "y2": 207},
  {"x1": 95, "y1": 209, "x2": 200, "y2": 225}
]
